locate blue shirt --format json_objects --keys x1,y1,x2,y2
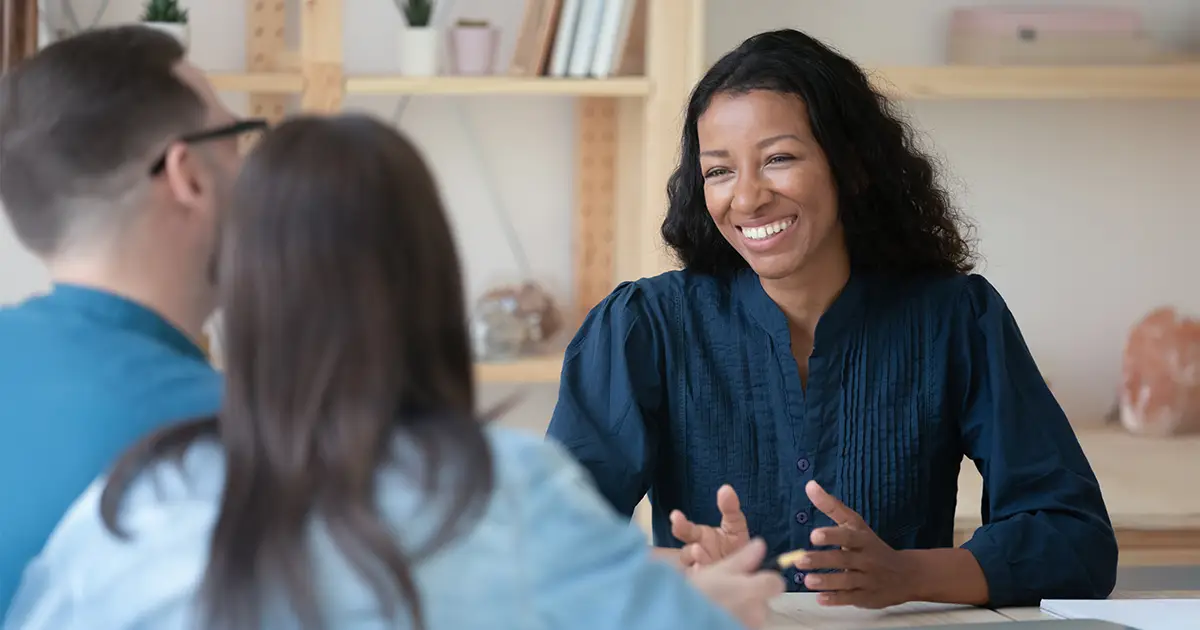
[
  {"x1": 4, "y1": 428, "x2": 746, "y2": 630},
  {"x1": 546, "y1": 268, "x2": 1118, "y2": 608},
  {"x1": 0, "y1": 285, "x2": 221, "y2": 614}
]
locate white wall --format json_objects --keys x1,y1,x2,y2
[{"x1": 2, "y1": 0, "x2": 1198, "y2": 429}]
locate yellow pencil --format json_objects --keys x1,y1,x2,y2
[{"x1": 761, "y1": 549, "x2": 807, "y2": 571}]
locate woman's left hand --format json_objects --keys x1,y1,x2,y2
[{"x1": 796, "y1": 480, "x2": 921, "y2": 609}]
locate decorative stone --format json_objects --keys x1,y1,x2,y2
[
  {"x1": 1118, "y1": 306, "x2": 1200, "y2": 437},
  {"x1": 470, "y1": 281, "x2": 562, "y2": 362}
]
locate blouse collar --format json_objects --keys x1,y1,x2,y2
[{"x1": 733, "y1": 266, "x2": 869, "y2": 351}]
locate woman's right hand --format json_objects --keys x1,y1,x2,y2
[
  {"x1": 670, "y1": 484, "x2": 751, "y2": 568},
  {"x1": 688, "y1": 538, "x2": 785, "y2": 629}
]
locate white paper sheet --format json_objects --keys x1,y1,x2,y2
[{"x1": 1041, "y1": 598, "x2": 1200, "y2": 630}]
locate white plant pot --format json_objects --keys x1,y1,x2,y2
[
  {"x1": 398, "y1": 26, "x2": 439, "y2": 77},
  {"x1": 143, "y1": 22, "x2": 190, "y2": 49}
]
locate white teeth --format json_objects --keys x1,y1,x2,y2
[{"x1": 741, "y1": 218, "x2": 794, "y2": 241}]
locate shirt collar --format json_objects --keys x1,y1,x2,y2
[
  {"x1": 45, "y1": 283, "x2": 208, "y2": 362},
  {"x1": 733, "y1": 266, "x2": 869, "y2": 350}
]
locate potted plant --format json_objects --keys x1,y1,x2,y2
[
  {"x1": 448, "y1": 18, "x2": 498, "y2": 76},
  {"x1": 140, "y1": 0, "x2": 189, "y2": 48},
  {"x1": 394, "y1": 0, "x2": 437, "y2": 76}
]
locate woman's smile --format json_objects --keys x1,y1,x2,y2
[{"x1": 736, "y1": 214, "x2": 798, "y2": 252}]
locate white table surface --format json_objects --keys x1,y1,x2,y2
[
  {"x1": 766, "y1": 590, "x2": 1200, "y2": 628},
  {"x1": 765, "y1": 594, "x2": 1007, "y2": 629}
]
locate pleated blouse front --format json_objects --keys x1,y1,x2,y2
[{"x1": 546, "y1": 267, "x2": 1117, "y2": 607}]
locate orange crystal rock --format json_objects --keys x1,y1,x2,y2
[{"x1": 1118, "y1": 306, "x2": 1200, "y2": 437}]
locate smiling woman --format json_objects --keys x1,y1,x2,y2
[{"x1": 547, "y1": 28, "x2": 1118, "y2": 611}]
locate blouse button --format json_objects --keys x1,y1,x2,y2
[
  {"x1": 795, "y1": 510, "x2": 810, "y2": 525},
  {"x1": 793, "y1": 571, "x2": 805, "y2": 585},
  {"x1": 796, "y1": 457, "x2": 811, "y2": 472}
]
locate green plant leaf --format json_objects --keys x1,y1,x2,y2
[
  {"x1": 397, "y1": 0, "x2": 434, "y2": 27},
  {"x1": 141, "y1": 0, "x2": 188, "y2": 23}
]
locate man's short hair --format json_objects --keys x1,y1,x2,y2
[{"x1": 0, "y1": 25, "x2": 207, "y2": 256}]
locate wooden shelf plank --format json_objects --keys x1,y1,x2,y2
[
  {"x1": 345, "y1": 76, "x2": 651, "y2": 97},
  {"x1": 955, "y1": 426, "x2": 1200, "y2": 535},
  {"x1": 474, "y1": 354, "x2": 563, "y2": 383},
  {"x1": 871, "y1": 64, "x2": 1200, "y2": 100},
  {"x1": 210, "y1": 72, "x2": 304, "y2": 94},
  {"x1": 211, "y1": 65, "x2": 1200, "y2": 100}
]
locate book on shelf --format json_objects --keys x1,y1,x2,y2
[{"x1": 508, "y1": 0, "x2": 645, "y2": 79}]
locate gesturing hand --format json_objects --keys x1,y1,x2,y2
[
  {"x1": 797, "y1": 480, "x2": 919, "y2": 609},
  {"x1": 688, "y1": 538, "x2": 786, "y2": 629},
  {"x1": 670, "y1": 484, "x2": 751, "y2": 570}
]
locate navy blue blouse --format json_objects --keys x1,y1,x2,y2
[{"x1": 546, "y1": 268, "x2": 1117, "y2": 608}]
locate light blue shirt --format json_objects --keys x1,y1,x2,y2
[
  {"x1": 3, "y1": 428, "x2": 747, "y2": 630},
  {"x1": 0, "y1": 284, "x2": 221, "y2": 614}
]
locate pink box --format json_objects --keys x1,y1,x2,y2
[
  {"x1": 947, "y1": 7, "x2": 1159, "y2": 65},
  {"x1": 951, "y1": 7, "x2": 1143, "y2": 36}
]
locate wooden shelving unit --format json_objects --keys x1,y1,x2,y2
[
  {"x1": 218, "y1": 2, "x2": 1198, "y2": 385},
  {"x1": 218, "y1": 0, "x2": 707, "y2": 384}
]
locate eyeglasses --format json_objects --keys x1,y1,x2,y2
[{"x1": 149, "y1": 118, "x2": 270, "y2": 176}]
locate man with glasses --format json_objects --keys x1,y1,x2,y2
[{"x1": 0, "y1": 25, "x2": 265, "y2": 615}]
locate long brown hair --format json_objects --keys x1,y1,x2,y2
[{"x1": 100, "y1": 114, "x2": 495, "y2": 629}]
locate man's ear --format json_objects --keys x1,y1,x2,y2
[{"x1": 163, "y1": 143, "x2": 209, "y2": 211}]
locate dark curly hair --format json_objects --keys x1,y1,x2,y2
[{"x1": 662, "y1": 29, "x2": 977, "y2": 276}]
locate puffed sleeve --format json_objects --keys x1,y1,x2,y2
[
  {"x1": 514, "y1": 436, "x2": 744, "y2": 630},
  {"x1": 545, "y1": 281, "x2": 665, "y2": 518},
  {"x1": 953, "y1": 275, "x2": 1118, "y2": 607}
]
